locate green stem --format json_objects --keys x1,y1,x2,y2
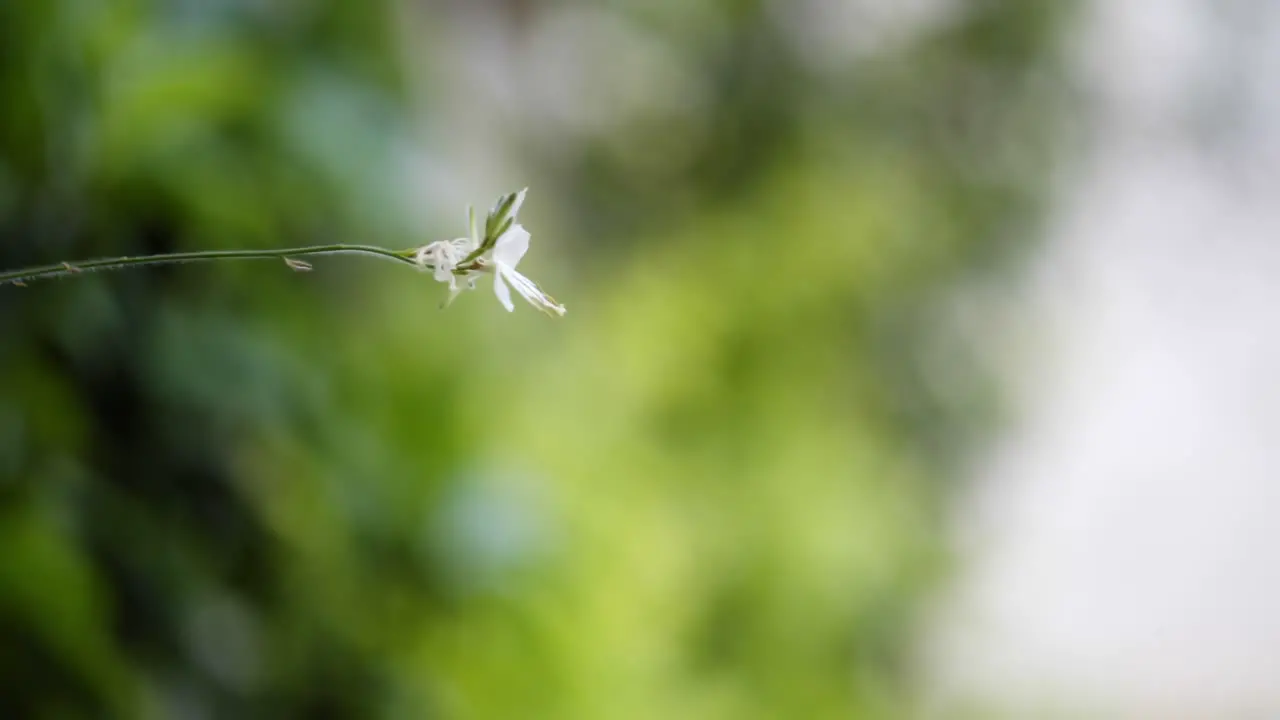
[{"x1": 0, "y1": 244, "x2": 420, "y2": 285}]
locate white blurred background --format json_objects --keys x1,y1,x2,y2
[{"x1": 926, "y1": 1, "x2": 1280, "y2": 717}]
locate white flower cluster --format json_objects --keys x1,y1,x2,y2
[{"x1": 413, "y1": 189, "x2": 566, "y2": 317}]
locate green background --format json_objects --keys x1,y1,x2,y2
[{"x1": 0, "y1": 1, "x2": 1068, "y2": 717}]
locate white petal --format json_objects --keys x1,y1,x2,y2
[
  {"x1": 442, "y1": 281, "x2": 464, "y2": 308},
  {"x1": 450, "y1": 236, "x2": 476, "y2": 257},
  {"x1": 492, "y1": 224, "x2": 530, "y2": 268},
  {"x1": 502, "y1": 266, "x2": 566, "y2": 316},
  {"x1": 441, "y1": 273, "x2": 477, "y2": 309},
  {"x1": 493, "y1": 270, "x2": 515, "y2": 312},
  {"x1": 413, "y1": 242, "x2": 436, "y2": 267}
]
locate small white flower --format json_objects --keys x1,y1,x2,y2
[
  {"x1": 490, "y1": 224, "x2": 566, "y2": 316},
  {"x1": 412, "y1": 189, "x2": 564, "y2": 316},
  {"x1": 414, "y1": 205, "x2": 482, "y2": 305},
  {"x1": 413, "y1": 237, "x2": 477, "y2": 309},
  {"x1": 414, "y1": 237, "x2": 470, "y2": 286}
]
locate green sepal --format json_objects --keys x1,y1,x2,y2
[{"x1": 484, "y1": 191, "x2": 519, "y2": 243}]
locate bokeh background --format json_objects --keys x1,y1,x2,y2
[{"x1": 3, "y1": 1, "x2": 1278, "y2": 718}]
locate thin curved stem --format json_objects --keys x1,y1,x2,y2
[{"x1": 0, "y1": 244, "x2": 420, "y2": 286}]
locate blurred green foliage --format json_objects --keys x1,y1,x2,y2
[{"x1": 0, "y1": 0, "x2": 1067, "y2": 718}]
